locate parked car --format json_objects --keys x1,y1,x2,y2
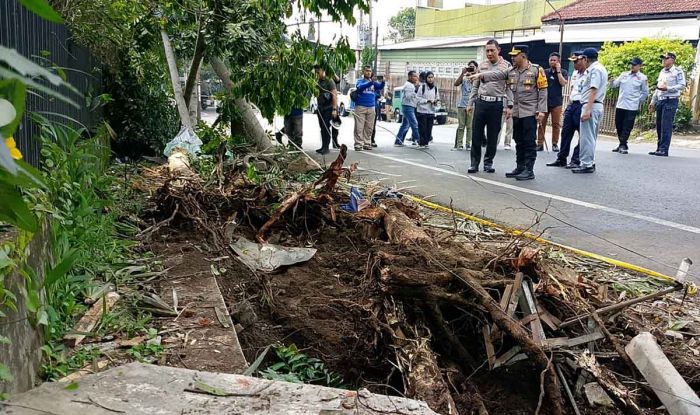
[
  {"x1": 201, "y1": 95, "x2": 214, "y2": 110},
  {"x1": 337, "y1": 92, "x2": 351, "y2": 117},
  {"x1": 391, "y1": 87, "x2": 447, "y2": 125}
]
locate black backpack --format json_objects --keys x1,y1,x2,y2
[{"x1": 350, "y1": 88, "x2": 359, "y2": 102}]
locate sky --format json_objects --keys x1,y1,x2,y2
[{"x1": 286, "y1": 0, "x2": 527, "y2": 48}]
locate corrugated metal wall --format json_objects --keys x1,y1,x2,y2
[{"x1": 0, "y1": 0, "x2": 100, "y2": 167}]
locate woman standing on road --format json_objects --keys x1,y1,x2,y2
[{"x1": 416, "y1": 71, "x2": 439, "y2": 148}]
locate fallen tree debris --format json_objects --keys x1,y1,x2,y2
[
  {"x1": 64, "y1": 292, "x2": 120, "y2": 347},
  {"x1": 133, "y1": 144, "x2": 700, "y2": 415}
]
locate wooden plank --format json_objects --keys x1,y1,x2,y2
[
  {"x1": 64, "y1": 292, "x2": 120, "y2": 347},
  {"x1": 482, "y1": 325, "x2": 496, "y2": 369},
  {"x1": 542, "y1": 331, "x2": 605, "y2": 349},
  {"x1": 505, "y1": 273, "x2": 524, "y2": 318},
  {"x1": 493, "y1": 346, "x2": 521, "y2": 369},
  {"x1": 519, "y1": 313, "x2": 538, "y2": 327},
  {"x1": 520, "y1": 280, "x2": 546, "y2": 343},
  {"x1": 536, "y1": 302, "x2": 561, "y2": 331},
  {"x1": 491, "y1": 284, "x2": 514, "y2": 339}
]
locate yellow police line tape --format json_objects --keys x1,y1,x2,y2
[{"x1": 405, "y1": 194, "x2": 697, "y2": 295}]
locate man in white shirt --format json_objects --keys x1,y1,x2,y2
[
  {"x1": 546, "y1": 51, "x2": 585, "y2": 168},
  {"x1": 610, "y1": 57, "x2": 649, "y2": 154},
  {"x1": 572, "y1": 48, "x2": 608, "y2": 174}
]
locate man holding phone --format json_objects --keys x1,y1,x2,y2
[{"x1": 454, "y1": 60, "x2": 478, "y2": 151}]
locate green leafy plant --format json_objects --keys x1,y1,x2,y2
[
  {"x1": 674, "y1": 100, "x2": 693, "y2": 132},
  {"x1": 40, "y1": 344, "x2": 102, "y2": 381},
  {"x1": 259, "y1": 344, "x2": 345, "y2": 388},
  {"x1": 127, "y1": 342, "x2": 163, "y2": 362}
]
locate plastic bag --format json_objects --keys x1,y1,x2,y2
[{"x1": 163, "y1": 127, "x2": 202, "y2": 159}]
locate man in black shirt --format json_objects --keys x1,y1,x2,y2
[
  {"x1": 537, "y1": 52, "x2": 568, "y2": 152},
  {"x1": 314, "y1": 65, "x2": 338, "y2": 155}
]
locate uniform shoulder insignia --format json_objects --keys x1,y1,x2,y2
[{"x1": 536, "y1": 66, "x2": 548, "y2": 89}]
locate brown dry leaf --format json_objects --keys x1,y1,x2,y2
[
  {"x1": 512, "y1": 247, "x2": 539, "y2": 270},
  {"x1": 197, "y1": 317, "x2": 212, "y2": 327},
  {"x1": 117, "y1": 336, "x2": 146, "y2": 348}
]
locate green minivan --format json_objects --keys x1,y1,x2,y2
[{"x1": 391, "y1": 87, "x2": 448, "y2": 125}]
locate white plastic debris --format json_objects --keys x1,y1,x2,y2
[
  {"x1": 626, "y1": 332, "x2": 700, "y2": 415},
  {"x1": 164, "y1": 127, "x2": 202, "y2": 159},
  {"x1": 231, "y1": 237, "x2": 317, "y2": 272}
]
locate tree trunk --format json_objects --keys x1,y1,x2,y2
[
  {"x1": 209, "y1": 57, "x2": 271, "y2": 150},
  {"x1": 384, "y1": 206, "x2": 433, "y2": 246},
  {"x1": 160, "y1": 29, "x2": 192, "y2": 129},
  {"x1": 184, "y1": 23, "x2": 206, "y2": 109}
]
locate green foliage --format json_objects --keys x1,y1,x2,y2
[
  {"x1": 360, "y1": 46, "x2": 376, "y2": 69},
  {"x1": 104, "y1": 53, "x2": 180, "y2": 158},
  {"x1": 387, "y1": 7, "x2": 415, "y2": 43},
  {"x1": 29, "y1": 117, "x2": 140, "y2": 344},
  {"x1": 40, "y1": 344, "x2": 102, "y2": 380},
  {"x1": 674, "y1": 100, "x2": 693, "y2": 131},
  {"x1": 17, "y1": 0, "x2": 63, "y2": 23},
  {"x1": 259, "y1": 344, "x2": 345, "y2": 388},
  {"x1": 127, "y1": 342, "x2": 163, "y2": 362},
  {"x1": 599, "y1": 38, "x2": 695, "y2": 87}
]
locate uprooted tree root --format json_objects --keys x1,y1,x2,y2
[{"x1": 143, "y1": 148, "x2": 694, "y2": 415}]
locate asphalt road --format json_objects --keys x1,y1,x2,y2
[
  {"x1": 297, "y1": 111, "x2": 700, "y2": 283},
  {"x1": 202, "y1": 108, "x2": 700, "y2": 282}
]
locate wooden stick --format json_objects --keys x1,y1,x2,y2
[{"x1": 559, "y1": 285, "x2": 682, "y2": 329}]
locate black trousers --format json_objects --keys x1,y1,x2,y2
[
  {"x1": 471, "y1": 100, "x2": 503, "y2": 167},
  {"x1": 317, "y1": 109, "x2": 332, "y2": 150},
  {"x1": 615, "y1": 108, "x2": 638, "y2": 146},
  {"x1": 417, "y1": 112, "x2": 435, "y2": 146},
  {"x1": 513, "y1": 116, "x2": 538, "y2": 170},
  {"x1": 557, "y1": 101, "x2": 582, "y2": 164}
]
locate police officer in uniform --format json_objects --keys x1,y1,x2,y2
[
  {"x1": 467, "y1": 39, "x2": 512, "y2": 173},
  {"x1": 475, "y1": 45, "x2": 547, "y2": 180}
]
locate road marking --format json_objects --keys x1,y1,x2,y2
[{"x1": 361, "y1": 152, "x2": 700, "y2": 235}]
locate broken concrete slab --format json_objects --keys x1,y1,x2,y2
[
  {"x1": 2, "y1": 363, "x2": 439, "y2": 414},
  {"x1": 626, "y1": 332, "x2": 700, "y2": 415},
  {"x1": 583, "y1": 382, "x2": 614, "y2": 408}
]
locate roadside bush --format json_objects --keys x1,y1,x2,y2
[
  {"x1": 104, "y1": 52, "x2": 179, "y2": 159},
  {"x1": 599, "y1": 38, "x2": 695, "y2": 87},
  {"x1": 674, "y1": 100, "x2": 693, "y2": 132}
]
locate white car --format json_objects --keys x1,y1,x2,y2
[{"x1": 337, "y1": 91, "x2": 352, "y2": 116}]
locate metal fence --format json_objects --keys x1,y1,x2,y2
[
  {"x1": 0, "y1": 0, "x2": 100, "y2": 167},
  {"x1": 386, "y1": 73, "x2": 658, "y2": 136}
]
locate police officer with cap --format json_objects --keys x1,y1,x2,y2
[
  {"x1": 472, "y1": 44, "x2": 547, "y2": 180},
  {"x1": 573, "y1": 47, "x2": 608, "y2": 174},
  {"x1": 648, "y1": 52, "x2": 686, "y2": 156}
]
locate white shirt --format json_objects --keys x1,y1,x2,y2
[{"x1": 569, "y1": 70, "x2": 585, "y2": 102}]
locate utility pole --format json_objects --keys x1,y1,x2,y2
[
  {"x1": 373, "y1": 25, "x2": 379, "y2": 74},
  {"x1": 368, "y1": 0, "x2": 373, "y2": 48},
  {"x1": 545, "y1": 0, "x2": 564, "y2": 57}
]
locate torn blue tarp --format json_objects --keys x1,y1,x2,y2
[{"x1": 341, "y1": 187, "x2": 370, "y2": 213}]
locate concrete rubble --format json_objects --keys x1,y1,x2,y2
[
  {"x1": 626, "y1": 332, "x2": 700, "y2": 415},
  {"x1": 2, "y1": 362, "x2": 439, "y2": 415}
]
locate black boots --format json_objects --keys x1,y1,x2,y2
[{"x1": 505, "y1": 167, "x2": 524, "y2": 178}]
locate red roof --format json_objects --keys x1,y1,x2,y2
[{"x1": 542, "y1": 0, "x2": 700, "y2": 22}]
